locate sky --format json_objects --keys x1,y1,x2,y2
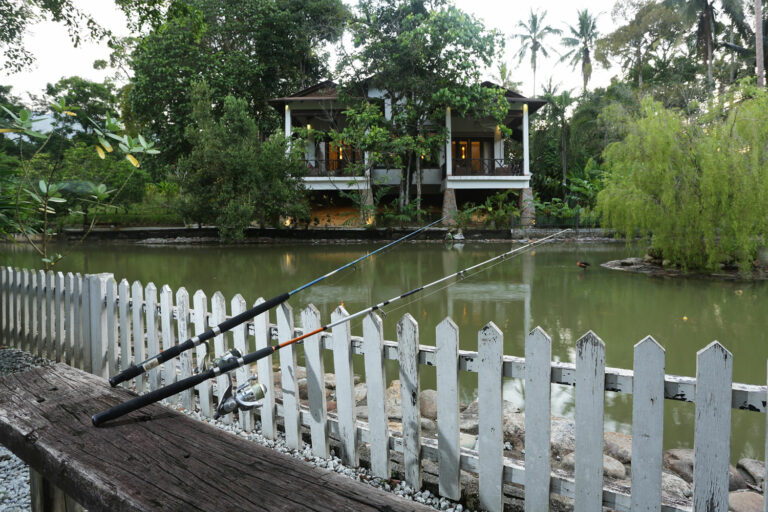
[{"x1": 0, "y1": 0, "x2": 623, "y2": 103}]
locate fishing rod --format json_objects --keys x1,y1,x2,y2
[
  {"x1": 107, "y1": 216, "x2": 448, "y2": 388},
  {"x1": 92, "y1": 229, "x2": 569, "y2": 427}
]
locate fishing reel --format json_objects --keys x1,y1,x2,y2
[
  {"x1": 215, "y1": 373, "x2": 268, "y2": 420},
  {"x1": 197, "y1": 347, "x2": 241, "y2": 373}
]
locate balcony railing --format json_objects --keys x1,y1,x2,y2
[
  {"x1": 304, "y1": 160, "x2": 362, "y2": 177},
  {"x1": 451, "y1": 158, "x2": 524, "y2": 176}
]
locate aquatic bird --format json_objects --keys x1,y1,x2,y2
[{"x1": 577, "y1": 261, "x2": 591, "y2": 269}]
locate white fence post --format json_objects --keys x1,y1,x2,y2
[
  {"x1": 524, "y1": 327, "x2": 552, "y2": 512},
  {"x1": 398, "y1": 313, "x2": 421, "y2": 490},
  {"x1": 46, "y1": 271, "x2": 54, "y2": 359},
  {"x1": 176, "y1": 287, "x2": 193, "y2": 411},
  {"x1": 693, "y1": 341, "x2": 732, "y2": 511},
  {"x1": 89, "y1": 273, "x2": 111, "y2": 378},
  {"x1": 231, "y1": 294, "x2": 252, "y2": 431},
  {"x1": 211, "y1": 292, "x2": 230, "y2": 423},
  {"x1": 54, "y1": 272, "x2": 64, "y2": 363},
  {"x1": 303, "y1": 304, "x2": 328, "y2": 457},
  {"x1": 363, "y1": 311, "x2": 389, "y2": 478},
  {"x1": 193, "y1": 290, "x2": 212, "y2": 418},
  {"x1": 478, "y1": 322, "x2": 503, "y2": 512},
  {"x1": 118, "y1": 279, "x2": 131, "y2": 387},
  {"x1": 36, "y1": 269, "x2": 45, "y2": 358},
  {"x1": 145, "y1": 283, "x2": 160, "y2": 391},
  {"x1": 23, "y1": 269, "x2": 32, "y2": 353},
  {"x1": 253, "y1": 298, "x2": 275, "y2": 439},
  {"x1": 64, "y1": 273, "x2": 74, "y2": 365},
  {"x1": 631, "y1": 336, "x2": 665, "y2": 512},
  {"x1": 80, "y1": 274, "x2": 91, "y2": 371},
  {"x1": 105, "y1": 277, "x2": 118, "y2": 378},
  {"x1": 278, "y1": 302, "x2": 301, "y2": 449},
  {"x1": 1, "y1": 268, "x2": 7, "y2": 342},
  {"x1": 436, "y1": 317, "x2": 460, "y2": 500},
  {"x1": 575, "y1": 331, "x2": 606, "y2": 512},
  {"x1": 333, "y1": 305, "x2": 358, "y2": 466},
  {"x1": 131, "y1": 281, "x2": 145, "y2": 392},
  {"x1": 161, "y1": 285, "x2": 176, "y2": 391}
]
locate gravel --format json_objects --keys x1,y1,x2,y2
[{"x1": 0, "y1": 348, "x2": 469, "y2": 511}]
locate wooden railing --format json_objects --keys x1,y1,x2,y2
[
  {"x1": 2, "y1": 266, "x2": 764, "y2": 511},
  {"x1": 451, "y1": 158, "x2": 524, "y2": 176}
]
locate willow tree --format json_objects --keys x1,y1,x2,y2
[{"x1": 597, "y1": 90, "x2": 768, "y2": 271}]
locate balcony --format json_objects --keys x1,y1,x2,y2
[
  {"x1": 451, "y1": 158, "x2": 524, "y2": 176},
  {"x1": 304, "y1": 159, "x2": 363, "y2": 177}
]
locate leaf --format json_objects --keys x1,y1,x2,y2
[
  {"x1": 126, "y1": 154, "x2": 140, "y2": 167},
  {"x1": 145, "y1": 149, "x2": 160, "y2": 155},
  {"x1": 24, "y1": 129, "x2": 47, "y2": 139},
  {"x1": 0, "y1": 128, "x2": 21, "y2": 133},
  {"x1": 48, "y1": 197, "x2": 66, "y2": 203},
  {"x1": 138, "y1": 134, "x2": 147, "y2": 147},
  {"x1": 106, "y1": 132, "x2": 124, "y2": 142},
  {"x1": 98, "y1": 137, "x2": 113, "y2": 152},
  {"x1": 39, "y1": 180, "x2": 47, "y2": 194},
  {"x1": 19, "y1": 109, "x2": 30, "y2": 122},
  {"x1": 95, "y1": 145, "x2": 106, "y2": 159},
  {"x1": 119, "y1": 143, "x2": 130, "y2": 153},
  {"x1": 0, "y1": 106, "x2": 19, "y2": 121},
  {"x1": 63, "y1": 111, "x2": 77, "y2": 117}
]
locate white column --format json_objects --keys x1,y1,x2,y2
[
  {"x1": 523, "y1": 103, "x2": 530, "y2": 176},
  {"x1": 445, "y1": 107, "x2": 452, "y2": 176},
  {"x1": 494, "y1": 125, "x2": 503, "y2": 161},
  {"x1": 284, "y1": 104, "x2": 292, "y2": 152}
]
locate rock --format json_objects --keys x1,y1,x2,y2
[
  {"x1": 730, "y1": 465, "x2": 750, "y2": 491},
  {"x1": 561, "y1": 453, "x2": 626, "y2": 480},
  {"x1": 502, "y1": 411, "x2": 525, "y2": 447},
  {"x1": 420, "y1": 389, "x2": 438, "y2": 420},
  {"x1": 297, "y1": 378, "x2": 308, "y2": 399},
  {"x1": 729, "y1": 490, "x2": 764, "y2": 512},
  {"x1": 604, "y1": 431, "x2": 632, "y2": 464},
  {"x1": 459, "y1": 399, "x2": 519, "y2": 436},
  {"x1": 738, "y1": 459, "x2": 765, "y2": 488},
  {"x1": 460, "y1": 433, "x2": 477, "y2": 450},
  {"x1": 661, "y1": 471, "x2": 692, "y2": 500},
  {"x1": 354, "y1": 383, "x2": 367, "y2": 403},
  {"x1": 421, "y1": 418, "x2": 437, "y2": 432},
  {"x1": 664, "y1": 449, "x2": 694, "y2": 483},
  {"x1": 326, "y1": 400, "x2": 337, "y2": 412},
  {"x1": 323, "y1": 372, "x2": 360, "y2": 390},
  {"x1": 385, "y1": 380, "x2": 402, "y2": 419},
  {"x1": 550, "y1": 416, "x2": 575, "y2": 457}
]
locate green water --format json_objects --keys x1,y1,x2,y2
[{"x1": 2, "y1": 240, "x2": 767, "y2": 462}]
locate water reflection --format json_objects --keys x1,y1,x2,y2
[{"x1": 2, "y1": 240, "x2": 767, "y2": 462}]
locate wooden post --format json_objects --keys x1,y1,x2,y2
[
  {"x1": 211, "y1": 292, "x2": 230, "y2": 423},
  {"x1": 131, "y1": 281, "x2": 145, "y2": 393},
  {"x1": 363, "y1": 311, "x2": 389, "y2": 478},
  {"x1": 193, "y1": 290, "x2": 213, "y2": 417},
  {"x1": 436, "y1": 317, "x2": 460, "y2": 500},
  {"x1": 46, "y1": 271, "x2": 54, "y2": 359},
  {"x1": 89, "y1": 273, "x2": 112, "y2": 378},
  {"x1": 145, "y1": 283, "x2": 160, "y2": 391},
  {"x1": 176, "y1": 287, "x2": 193, "y2": 411},
  {"x1": 105, "y1": 277, "x2": 118, "y2": 378},
  {"x1": 398, "y1": 313, "x2": 421, "y2": 490},
  {"x1": 333, "y1": 305, "x2": 358, "y2": 466},
  {"x1": 253, "y1": 298, "x2": 276, "y2": 439},
  {"x1": 478, "y1": 322, "x2": 503, "y2": 512},
  {"x1": 54, "y1": 272, "x2": 65, "y2": 363},
  {"x1": 160, "y1": 285, "x2": 176, "y2": 390},
  {"x1": 118, "y1": 279, "x2": 131, "y2": 387},
  {"x1": 303, "y1": 304, "x2": 328, "y2": 457},
  {"x1": 80, "y1": 274, "x2": 91, "y2": 371},
  {"x1": 278, "y1": 302, "x2": 301, "y2": 448},
  {"x1": 231, "y1": 294, "x2": 252, "y2": 431},
  {"x1": 524, "y1": 327, "x2": 552, "y2": 512},
  {"x1": 36, "y1": 269, "x2": 45, "y2": 357},
  {"x1": 64, "y1": 273, "x2": 74, "y2": 366}
]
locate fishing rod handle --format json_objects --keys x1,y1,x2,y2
[
  {"x1": 93, "y1": 369, "x2": 215, "y2": 427},
  {"x1": 107, "y1": 292, "x2": 290, "y2": 387}
]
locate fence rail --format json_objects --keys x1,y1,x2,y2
[{"x1": 1, "y1": 266, "x2": 765, "y2": 512}]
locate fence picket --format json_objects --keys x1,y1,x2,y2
[
  {"x1": 106, "y1": 278, "x2": 118, "y2": 377},
  {"x1": 118, "y1": 279, "x2": 131, "y2": 386},
  {"x1": 54, "y1": 272, "x2": 64, "y2": 363},
  {"x1": 333, "y1": 305, "x2": 358, "y2": 466},
  {"x1": 7, "y1": 269, "x2": 15, "y2": 346},
  {"x1": 64, "y1": 273, "x2": 74, "y2": 365},
  {"x1": 253, "y1": 298, "x2": 275, "y2": 439},
  {"x1": 36, "y1": 270, "x2": 45, "y2": 357},
  {"x1": 231, "y1": 294, "x2": 252, "y2": 431},
  {"x1": 193, "y1": 290, "x2": 213, "y2": 417},
  {"x1": 303, "y1": 304, "x2": 328, "y2": 457},
  {"x1": 436, "y1": 317, "x2": 460, "y2": 500},
  {"x1": 398, "y1": 313, "x2": 421, "y2": 490},
  {"x1": 693, "y1": 342, "x2": 732, "y2": 511},
  {"x1": 575, "y1": 331, "x2": 606, "y2": 512},
  {"x1": 478, "y1": 322, "x2": 503, "y2": 512},
  {"x1": 363, "y1": 311, "x2": 389, "y2": 478},
  {"x1": 89, "y1": 275, "x2": 110, "y2": 377},
  {"x1": 46, "y1": 271, "x2": 54, "y2": 359},
  {"x1": 1, "y1": 268, "x2": 6, "y2": 342},
  {"x1": 175, "y1": 287, "x2": 193, "y2": 411},
  {"x1": 145, "y1": 283, "x2": 160, "y2": 391},
  {"x1": 131, "y1": 281, "x2": 145, "y2": 393},
  {"x1": 211, "y1": 292, "x2": 230, "y2": 423},
  {"x1": 21, "y1": 270, "x2": 30, "y2": 353},
  {"x1": 161, "y1": 285, "x2": 176, "y2": 391},
  {"x1": 632, "y1": 336, "x2": 665, "y2": 512},
  {"x1": 80, "y1": 274, "x2": 91, "y2": 371},
  {"x1": 11, "y1": 269, "x2": 19, "y2": 347},
  {"x1": 278, "y1": 302, "x2": 301, "y2": 448},
  {"x1": 524, "y1": 326, "x2": 552, "y2": 512}
]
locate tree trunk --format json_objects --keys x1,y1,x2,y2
[
  {"x1": 416, "y1": 154, "x2": 422, "y2": 221},
  {"x1": 561, "y1": 123, "x2": 567, "y2": 199},
  {"x1": 636, "y1": 45, "x2": 643, "y2": 87},
  {"x1": 757, "y1": 0, "x2": 765, "y2": 87},
  {"x1": 404, "y1": 152, "x2": 412, "y2": 207}
]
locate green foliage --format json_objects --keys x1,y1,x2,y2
[
  {"x1": 597, "y1": 90, "x2": 768, "y2": 271},
  {"x1": 560, "y1": 9, "x2": 600, "y2": 94},
  {"x1": 177, "y1": 81, "x2": 308, "y2": 241},
  {"x1": 513, "y1": 9, "x2": 561, "y2": 96}
]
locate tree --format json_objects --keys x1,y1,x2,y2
[
  {"x1": 597, "y1": 89, "x2": 768, "y2": 271},
  {"x1": 44, "y1": 77, "x2": 118, "y2": 138},
  {"x1": 513, "y1": 9, "x2": 562, "y2": 97},
  {"x1": 543, "y1": 89, "x2": 577, "y2": 195},
  {"x1": 341, "y1": 0, "x2": 508, "y2": 214},
  {"x1": 757, "y1": 0, "x2": 765, "y2": 86},
  {"x1": 177, "y1": 81, "x2": 308, "y2": 240},
  {"x1": 560, "y1": 9, "x2": 601, "y2": 94}
]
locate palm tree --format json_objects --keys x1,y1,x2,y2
[
  {"x1": 513, "y1": 10, "x2": 562, "y2": 97},
  {"x1": 757, "y1": 0, "x2": 765, "y2": 86},
  {"x1": 560, "y1": 10, "x2": 600, "y2": 94}
]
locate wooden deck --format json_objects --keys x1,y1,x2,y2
[{"x1": 0, "y1": 363, "x2": 433, "y2": 512}]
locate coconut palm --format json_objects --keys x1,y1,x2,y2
[
  {"x1": 513, "y1": 9, "x2": 562, "y2": 97},
  {"x1": 560, "y1": 10, "x2": 600, "y2": 94}
]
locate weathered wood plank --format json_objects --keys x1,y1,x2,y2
[
  {"x1": 89, "y1": 274, "x2": 110, "y2": 378},
  {"x1": 574, "y1": 331, "x2": 605, "y2": 512},
  {"x1": 303, "y1": 304, "x2": 328, "y2": 458},
  {"x1": 231, "y1": 294, "x2": 252, "y2": 431},
  {"x1": 175, "y1": 287, "x2": 193, "y2": 411},
  {"x1": 398, "y1": 313, "x2": 421, "y2": 490},
  {"x1": 632, "y1": 336, "x2": 665, "y2": 512},
  {"x1": 333, "y1": 305, "x2": 358, "y2": 467},
  {"x1": 79, "y1": 273, "x2": 91, "y2": 371},
  {"x1": 10, "y1": 269, "x2": 18, "y2": 347},
  {"x1": 118, "y1": 279, "x2": 131, "y2": 388},
  {"x1": 524, "y1": 326, "x2": 552, "y2": 512},
  {"x1": 363, "y1": 311, "x2": 388, "y2": 478},
  {"x1": 36, "y1": 269, "x2": 45, "y2": 357},
  {"x1": 145, "y1": 283, "x2": 160, "y2": 391},
  {"x1": 693, "y1": 342, "x2": 732, "y2": 512},
  {"x1": 436, "y1": 317, "x2": 460, "y2": 500},
  {"x1": 253, "y1": 298, "x2": 276, "y2": 439},
  {"x1": 478, "y1": 322, "x2": 503, "y2": 512},
  {"x1": 161, "y1": 285, "x2": 176, "y2": 392},
  {"x1": 1, "y1": 267, "x2": 7, "y2": 342},
  {"x1": 0, "y1": 364, "x2": 434, "y2": 512},
  {"x1": 279, "y1": 302, "x2": 301, "y2": 448},
  {"x1": 193, "y1": 290, "x2": 213, "y2": 418},
  {"x1": 24, "y1": 269, "x2": 32, "y2": 353},
  {"x1": 46, "y1": 271, "x2": 55, "y2": 360},
  {"x1": 106, "y1": 278, "x2": 118, "y2": 377},
  {"x1": 211, "y1": 292, "x2": 230, "y2": 423},
  {"x1": 131, "y1": 281, "x2": 145, "y2": 393},
  {"x1": 54, "y1": 272, "x2": 64, "y2": 363},
  {"x1": 64, "y1": 273, "x2": 74, "y2": 366}
]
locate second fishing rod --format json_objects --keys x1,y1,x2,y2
[
  {"x1": 108, "y1": 216, "x2": 447, "y2": 387},
  {"x1": 92, "y1": 229, "x2": 569, "y2": 427}
]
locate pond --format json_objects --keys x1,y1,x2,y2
[{"x1": 2, "y1": 239, "x2": 767, "y2": 463}]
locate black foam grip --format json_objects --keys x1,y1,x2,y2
[
  {"x1": 108, "y1": 364, "x2": 144, "y2": 387},
  {"x1": 242, "y1": 346, "x2": 276, "y2": 366},
  {"x1": 93, "y1": 369, "x2": 215, "y2": 427}
]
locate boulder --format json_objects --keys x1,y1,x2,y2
[
  {"x1": 738, "y1": 459, "x2": 766, "y2": 489},
  {"x1": 604, "y1": 431, "x2": 632, "y2": 464},
  {"x1": 664, "y1": 449, "x2": 748, "y2": 490},
  {"x1": 323, "y1": 372, "x2": 361, "y2": 390},
  {"x1": 550, "y1": 416, "x2": 575, "y2": 457},
  {"x1": 561, "y1": 453, "x2": 626, "y2": 480},
  {"x1": 502, "y1": 411, "x2": 525, "y2": 447},
  {"x1": 385, "y1": 380, "x2": 402, "y2": 419},
  {"x1": 729, "y1": 491, "x2": 764, "y2": 512},
  {"x1": 354, "y1": 383, "x2": 367, "y2": 403},
  {"x1": 661, "y1": 471, "x2": 692, "y2": 500},
  {"x1": 420, "y1": 389, "x2": 438, "y2": 420},
  {"x1": 460, "y1": 433, "x2": 478, "y2": 450},
  {"x1": 459, "y1": 399, "x2": 519, "y2": 436}
]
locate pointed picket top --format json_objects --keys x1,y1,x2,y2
[
  {"x1": 193, "y1": 289, "x2": 206, "y2": 301},
  {"x1": 212, "y1": 290, "x2": 226, "y2": 305},
  {"x1": 231, "y1": 293, "x2": 246, "y2": 308},
  {"x1": 437, "y1": 316, "x2": 459, "y2": 340},
  {"x1": 479, "y1": 321, "x2": 503, "y2": 343},
  {"x1": 303, "y1": 302, "x2": 321, "y2": 319},
  {"x1": 576, "y1": 330, "x2": 605, "y2": 355},
  {"x1": 634, "y1": 334, "x2": 665, "y2": 353},
  {"x1": 697, "y1": 340, "x2": 732, "y2": 359},
  {"x1": 527, "y1": 325, "x2": 551, "y2": 346},
  {"x1": 333, "y1": 303, "x2": 349, "y2": 319},
  {"x1": 161, "y1": 284, "x2": 172, "y2": 295},
  {"x1": 145, "y1": 282, "x2": 157, "y2": 295}
]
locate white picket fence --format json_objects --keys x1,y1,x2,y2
[{"x1": 1, "y1": 266, "x2": 766, "y2": 512}]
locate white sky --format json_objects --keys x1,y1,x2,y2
[{"x1": 0, "y1": 0, "x2": 623, "y2": 103}]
